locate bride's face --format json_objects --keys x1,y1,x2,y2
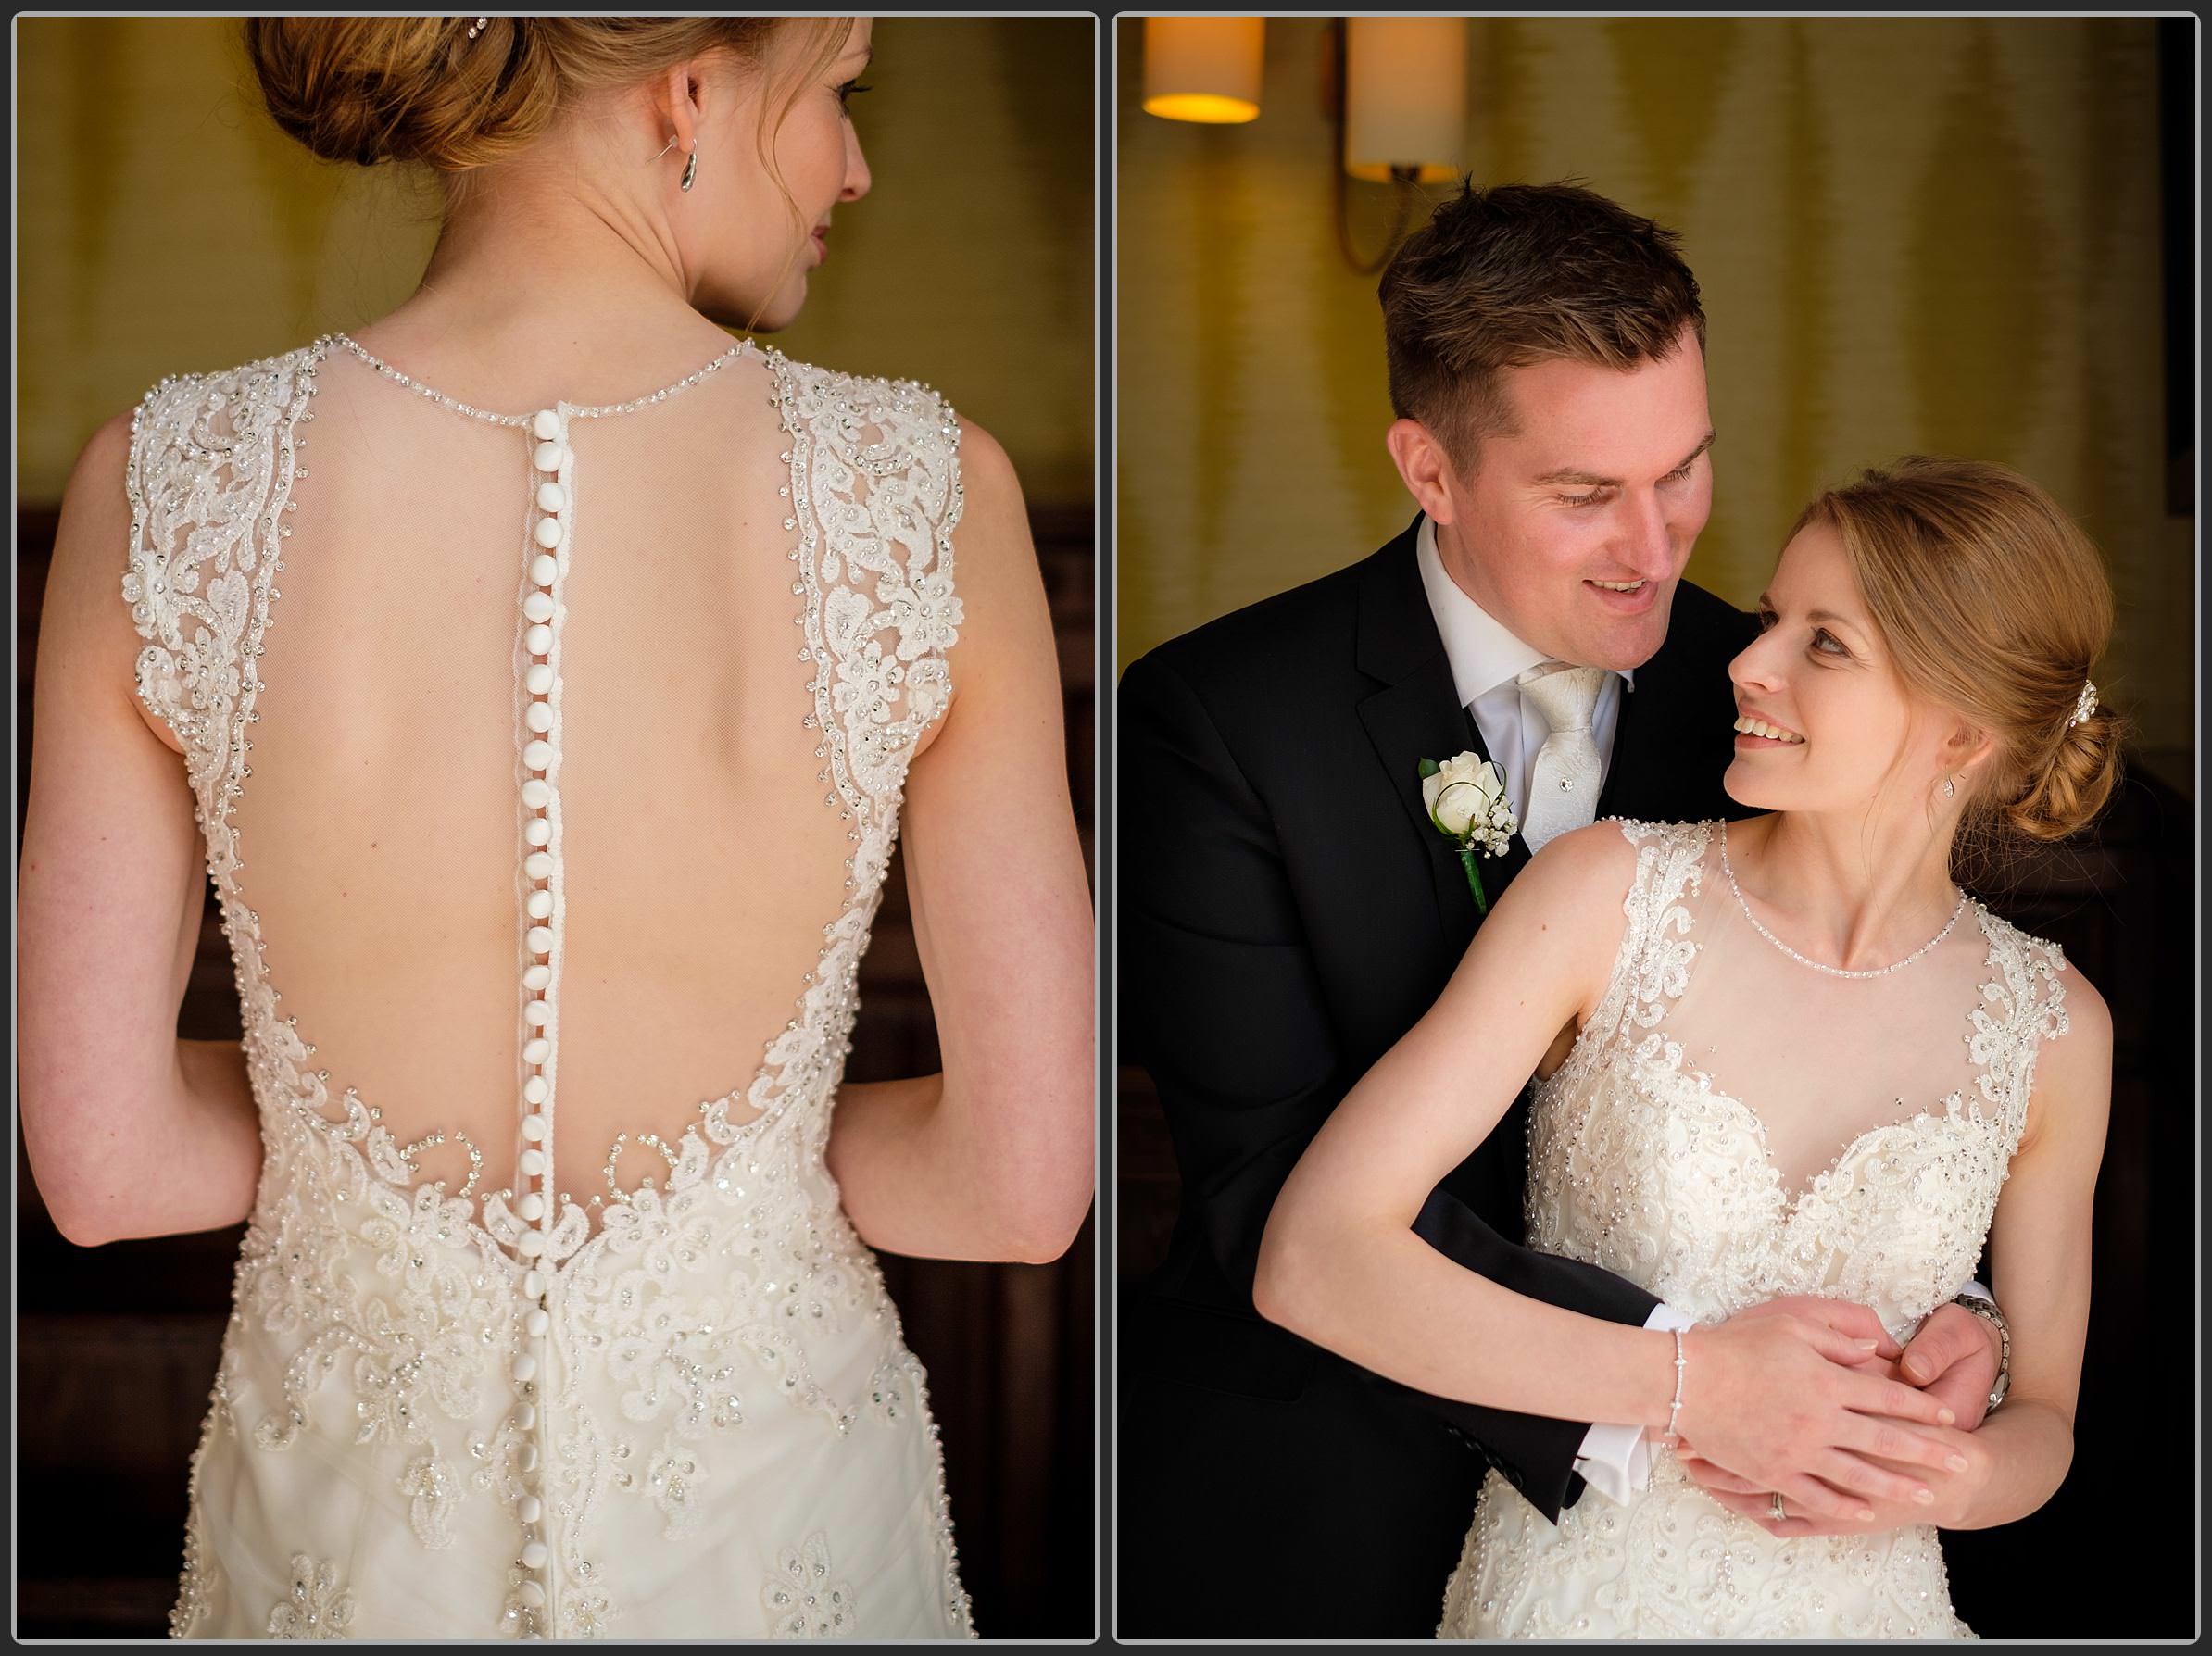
[
  {"x1": 686, "y1": 19, "x2": 875, "y2": 332},
  {"x1": 1724, "y1": 521, "x2": 1951, "y2": 816}
]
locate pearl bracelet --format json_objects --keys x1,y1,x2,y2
[{"x1": 1665, "y1": 1328, "x2": 1687, "y2": 1439}]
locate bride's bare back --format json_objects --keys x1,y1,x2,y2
[{"x1": 132, "y1": 334, "x2": 958, "y2": 1242}]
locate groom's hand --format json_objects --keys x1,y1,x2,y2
[{"x1": 1896, "y1": 1302, "x2": 2004, "y2": 1432}]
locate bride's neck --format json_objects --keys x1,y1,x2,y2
[
  {"x1": 1730, "y1": 809, "x2": 1963, "y2": 970},
  {"x1": 358, "y1": 181, "x2": 735, "y2": 394}
]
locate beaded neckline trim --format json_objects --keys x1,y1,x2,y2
[
  {"x1": 327, "y1": 331, "x2": 751, "y2": 426},
  {"x1": 1717, "y1": 818, "x2": 1969, "y2": 980}
]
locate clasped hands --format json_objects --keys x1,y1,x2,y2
[{"x1": 1664, "y1": 1295, "x2": 2004, "y2": 1537}]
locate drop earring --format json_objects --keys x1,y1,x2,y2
[
  {"x1": 680, "y1": 144, "x2": 698, "y2": 193},
  {"x1": 1942, "y1": 774, "x2": 1956, "y2": 800}
]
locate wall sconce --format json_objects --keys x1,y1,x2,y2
[
  {"x1": 1333, "y1": 17, "x2": 1467, "y2": 271},
  {"x1": 1142, "y1": 17, "x2": 1265, "y2": 124}
]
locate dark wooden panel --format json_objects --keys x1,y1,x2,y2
[{"x1": 16, "y1": 500, "x2": 1097, "y2": 1639}]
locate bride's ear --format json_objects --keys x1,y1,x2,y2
[
  {"x1": 1942, "y1": 718, "x2": 1998, "y2": 784},
  {"x1": 1386, "y1": 419, "x2": 1460, "y2": 527}
]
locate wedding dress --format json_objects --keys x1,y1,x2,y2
[
  {"x1": 1437, "y1": 818, "x2": 2071, "y2": 1640},
  {"x1": 122, "y1": 332, "x2": 976, "y2": 1637}
]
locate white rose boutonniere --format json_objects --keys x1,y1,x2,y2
[{"x1": 1417, "y1": 751, "x2": 1518, "y2": 915}]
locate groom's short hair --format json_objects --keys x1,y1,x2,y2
[{"x1": 1380, "y1": 181, "x2": 1706, "y2": 470}]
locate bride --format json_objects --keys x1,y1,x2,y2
[
  {"x1": 1255, "y1": 456, "x2": 2116, "y2": 1638},
  {"x1": 16, "y1": 16, "x2": 1092, "y2": 1640}
]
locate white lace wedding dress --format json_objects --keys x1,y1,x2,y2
[
  {"x1": 1437, "y1": 818, "x2": 2072, "y2": 1640},
  {"x1": 123, "y1": 332, "x2": 976, "y2": 1637}
]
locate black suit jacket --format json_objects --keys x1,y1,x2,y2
[{"x1": 1122, "y1": 514, "x2": 1757, "y2": 1521}]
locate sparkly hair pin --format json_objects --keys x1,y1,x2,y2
[
  {"x1": 2067, "y1": 679, "x2": 2099, "y2": 729},
  {"x1": 464, "y1": 16, "x2": 490, "y2": 42}
]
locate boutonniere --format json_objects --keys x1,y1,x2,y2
[{"x1": 1417, "y1": 751, "x2": 1518, "y2": 915}]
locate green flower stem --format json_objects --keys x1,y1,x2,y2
[{"x1": 1458, "y1": 843, "x2": 1489, "y2": 916}]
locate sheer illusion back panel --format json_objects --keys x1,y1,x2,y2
[
  {"x1": 233, "y1": 348, "x2": 854, "y2": 1221},
  {"x1": 1651, "y1": 837, "x2": 1991, "y2": 1198}
]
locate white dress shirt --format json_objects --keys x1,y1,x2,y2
[
  {"x1": 1414, "y1": 517, "x2": 1992, "y2": 1502},
  {"x1": 1414, "y1": 517, "x2": 1631, "y2": 823}
]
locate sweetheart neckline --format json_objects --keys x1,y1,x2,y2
[{"x1": 1629, "y1": 1036, "x2": 1989, "y2": 1221}]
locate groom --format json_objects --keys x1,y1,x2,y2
[{"x1": 1117, "y1": 182, "x2": 2006, "y2": 1637}]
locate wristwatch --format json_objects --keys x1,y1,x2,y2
[{"x1": 1953, "y1": 1291, "x2": 2010, "y2": 1412}]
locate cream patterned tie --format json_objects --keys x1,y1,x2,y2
[{"x1": 1517, "y1": 662, "x2": 1608, "y2": 855}]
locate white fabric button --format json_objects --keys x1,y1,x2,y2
[
  {"x1": 524, "y1": 850, "x2": 554, "y2": 880},
  {"x1": 535, "y1": 481, "x2": 566, "y2": 513},
  {"x1": 526, "y1": 623, "x2": 553, "y2": 656},
  {"x1": 521, "y1": 1540, "x2": 549, "y2": 1571},
  {"x1": 523, "y1": 741, "x2": 553, "y2": 771},
  {"x1": 522, "y1": 1270, "x2": 545, "y2": 1299},
  {"x1": 522, "y1": 779, "x2": 552, "y2": 809},
  {"x1": 523, "y1": 998, "x2": 551, "y2": 1027},
  {"x1": 517, "y1": 1192, "x2": 546, "y2": 1222},
  {"x1": 518, "y1": 1578, "x2": 546, "y2": 1608},
  {"x1": 526, "y1": 663, "x2": 554, "y2": 695},
  {"x1": 533, "y1": 440, "x2": 563, "y2": 471},
  {"x1": 516, "y1": 1229, "x2": 545, "y2": 1257},
  {"x1": 525, "y1": 702, "x2": 554, "y2": 734},
  {"x1": 533, "y1": 517, "x2": 563, "y2": 551},
  {"x1": 532, "y1": 408, "x2": 560, "y2": 440},
  {"x1": 522, "y1": 591, "x2": 554, "y2": 623},
  {"x1": 518, "y1": 1444, "x2": 540, "y2": 1473},
  {"x1": 525, "y1": 1308, "x2": 551, "y2": 1338},
  {"x1": 522, "y1": 1036, "x2": 549, "y2": 1065},
  {"x1": 526, "y1": 890, "x2": 553, "y2": 919},
  {"x1": 515, "y1": 1401, "x2": 537, "y2": 1430},
  {"x1": 522, "y1": 1075, "x2": 548, "y2": 1104},
  {"x1": 527, "y1": 926, "x2": 554, "y2": 953},
  {"x1": 521, "y1": 1148, "x2": 549, "y2": 1176},
  {"x1": 525, "y1": 816, "x2": 552, "y2": 845},
  {"x1": 529, "y1": 553, "x2": 558, "y2": 586},
  {"x1": 511, "y1": 1352, "x2": 538, "y2": 1383},
  {"x1": 520, "y1": 1112, "x2": 547, "y2": 1142},
  {"x1": 523, "y1": 963, "x2": 551, "y2": 992},
  {"x1": 519, "y1": 1495, "x2": 544, "y2": 1526}
]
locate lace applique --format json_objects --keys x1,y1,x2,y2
[
  {"x1": 763, "y1": 1532, "x2": 858, "y2": 1638},
  {"x1": 266, "y1": 1555, "x2": 358, "y2": 1638}
]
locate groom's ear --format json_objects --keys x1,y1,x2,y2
[{"x1": 1386, "y1": 418, "x2": 1462, "y2": 526}]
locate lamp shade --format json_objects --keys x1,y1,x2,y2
[
  {"x1": 1142, "y1": 17, "x2": 1264, "y2": 124},
  {"x1": 1343, "y1": 17, "x2": 1466, "y2": 181}
]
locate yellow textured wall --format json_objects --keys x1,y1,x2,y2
[
  {"x1": 1116, "y1": 18, "x2": 2193, "y2": 760},
  {"x1": 16, "y1": 16, "x2": 1093, "y2": 507}
]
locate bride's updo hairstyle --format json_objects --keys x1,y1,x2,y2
[
  {"x1": 244, "y1": 17, "x2": 849, "y2": 209},
  {"x1": 1793, "y1": 456, "x2": 2123, "y2": 850}
]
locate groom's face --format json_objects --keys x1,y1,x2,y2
[{"x1": 1437, "y1": 332, "x2": 1713, "y2": 673}]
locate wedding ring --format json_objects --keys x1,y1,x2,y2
[{"x1": 1769, "y1": 1492, "x2": 1787, "y2": 1523}]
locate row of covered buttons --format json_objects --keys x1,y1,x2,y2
[{"x1": 512, "y1": 406, "x2": 566, "y2": 1625}]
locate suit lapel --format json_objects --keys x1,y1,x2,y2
[{"x1": 1354, "y1": 518, "x2": 1506, "y2": 951}]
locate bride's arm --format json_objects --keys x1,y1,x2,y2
[
  {"x1": 1254, "y1": 824, "x2": 1684, "y2": 1424},
  {"x1": 823, "y1": 420, "x2": 1094, "y2": 1264},
  {"x1": 19, "y1": 411, "x2": 265, "y2": 1246},
  {"x1": 1916, "y1": 968, "x2": 2113, "y2": 1530},
  {"x1": 1255, "y1": 822, "x2": 1962, "y2": 1516}
]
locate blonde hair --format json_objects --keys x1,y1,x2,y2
[
  {"x1": 1792, "y1": 457, "x2": 2123, "y2": 849},
  {"x1": 243, "y1": 17, "x2": 852, "y2": 218}
]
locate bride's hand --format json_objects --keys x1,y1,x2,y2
[
  {"x1": 1669, "y1": 1306, "x2": 1965, "y2": 1523},
  {"x1": 1676, "y1": 1424, "x2": 1990, "y2": 1533}
]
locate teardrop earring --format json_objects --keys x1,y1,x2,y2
[
  {"x1": 680, "y1": 144, "x2": 698, "y2": 193},
  {"x1": 1942, "y1": 774, "x2": 1956, "y2": 800}
]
